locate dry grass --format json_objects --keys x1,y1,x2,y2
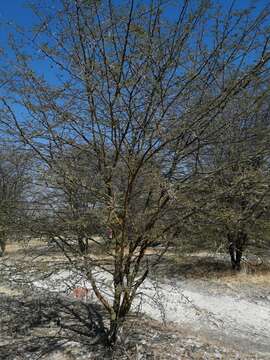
[
  {"x1": 219, "y1": 269, "x2": 270, "y2": 286},
  {"x1": 5, "y1": 239, "x2": 270, "y2": 286},
  {"x1": 0, "y1": 286, "x2": 22, "y2": 296},
  {"x1": 153, "y1": 250, "x2": 270, "y2": 286},
  {"x1": 5, "y1": 238, "x2": 45, "y2": 255}
]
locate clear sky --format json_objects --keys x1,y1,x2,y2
[
  {"x1": 0, "y1": 1, "x2": 36, "y2": 54},
  {"x1": 0, "y1": 0, "x2": 269, "y2": 133},
  {"x1": 1, "y1": 0, "x2": 269, "y2": 30},
  {"x1": 0, "y1": 0, "x2": 269, "y2": 86},
  {"x1": 0, "y1": 0, "x2": 36, "y2": 36}
]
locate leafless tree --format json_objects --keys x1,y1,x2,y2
[
  {"x1": 0, "y1": 147, "x2": 30, "y2": 255},
  {"x1": 184, "y1": 89, "x2": 270, "y2": 270}
]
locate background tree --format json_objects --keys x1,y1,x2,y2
[
  {"x1": 0, "y1": 147, "x2": 30, "y2": 255},
  {"x1": 39, "y1": 147, "x2": 104, "y2": 254},
  {"x1": 186, "y1": 90, "x2": 270, "y2": 270}
]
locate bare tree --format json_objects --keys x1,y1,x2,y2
[
  {"x1": 38, "y1": 148, "x2": 103, "y2": 253},
  {"x1": 1, "y1": 0, "x2": 270, "y2": 343},
  {"x1": 186, "y1": 89, "x2": 270, "y2": 270},
  {"x1": 0, "y1": 147, "x2": 30, "y2": 255}
]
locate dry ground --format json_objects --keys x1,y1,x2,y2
[{"x1": 0, "y1": 240, "x2": 270, "y2": 359}]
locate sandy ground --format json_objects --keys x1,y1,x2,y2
[
  {"x1": 1, "y1": 242, "x2": 270, "y2": 358},
  {"x1": 30, "y1": 267, "x2": 270, "y2": 357},
  {"x1": 139, "y1": 278, "x2": 270, "y2": 355}
]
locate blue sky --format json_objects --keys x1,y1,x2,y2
[
  {"x1": 0, "y1": 0, "x2": 269, "y2": 135},
  {"x1": 1, "y1": 0, "x2": 269, "y2": 29},
  {"x1": 0, "y1": 1, "x2": 36, "y2": 55},
  {"x1": 0, "y1": 0, "x2": 35, "y2": 36},
  {"x1": 0, "y1": 0, "x2": 269, "y2": 85},
  {"x1": 1, "y1": 0, "x2": 269, "y2": 45}
]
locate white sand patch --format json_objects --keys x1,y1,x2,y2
[
  {"x1": 138, "y1": 279, "x2": 270, "y2": 339},
  {"x1": 32, "y1": 270, "x2": 270, "y2": 346}
]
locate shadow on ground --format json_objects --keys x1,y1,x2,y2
[
  {"x1": 0, "y1": 292, "x2": 108, "y2": 360},
  {"x1": 154, "y1": 253, "x2": 270, "y2": 280}
]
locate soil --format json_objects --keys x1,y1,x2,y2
[{"x1": 0, "y1": 241, "x2": 270, "y2": 359}]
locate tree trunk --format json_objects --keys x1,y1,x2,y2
[
  {"x1": 107, "y1": 291, "x2": 132, "y2": 345},
  {"x1": 0, "y1": 239, "x2": 6, "y2": 256},
  {"x1": 228, "y1": 233, "x2": 237, "y2": 270},
  {"x1": 107, "y1": 317, "x2": 119, "y2": 345},
  {"x1": 235, "y1": 244, "x2": 242, "y2": 271},
  {"x1": 78, "y1": 234, "x2": 88, "y2": 253},
  {"x1": 228, "y1": 231, "x2": 247, "y2": 271}
]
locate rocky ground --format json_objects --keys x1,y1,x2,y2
[{"x1": 0, "y1": 242, "x2": 270, "y2": 359}]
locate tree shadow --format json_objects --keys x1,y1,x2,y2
[
  {"x1": 154, "y1": 252, "x2": 270, "y2": 280},
  {"x1": 155, "y1": 254, "x2": 234, "y2": 280},
  {"x1": 0, "y1": 292, "x2": 109, "y2": 360}
]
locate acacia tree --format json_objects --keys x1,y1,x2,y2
[
  {"x1": 0, "y1": 148, "x2": 30, "y2": 255},
  {"x1": 188, "y1": 90, "x2": 270, "y2": 270},
  {"x1": 40, "y1": 148, "x2": 104, "y2": 254},
  {"x1": 1, "y1": 0, "x2": 270, "y2": 343}
]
